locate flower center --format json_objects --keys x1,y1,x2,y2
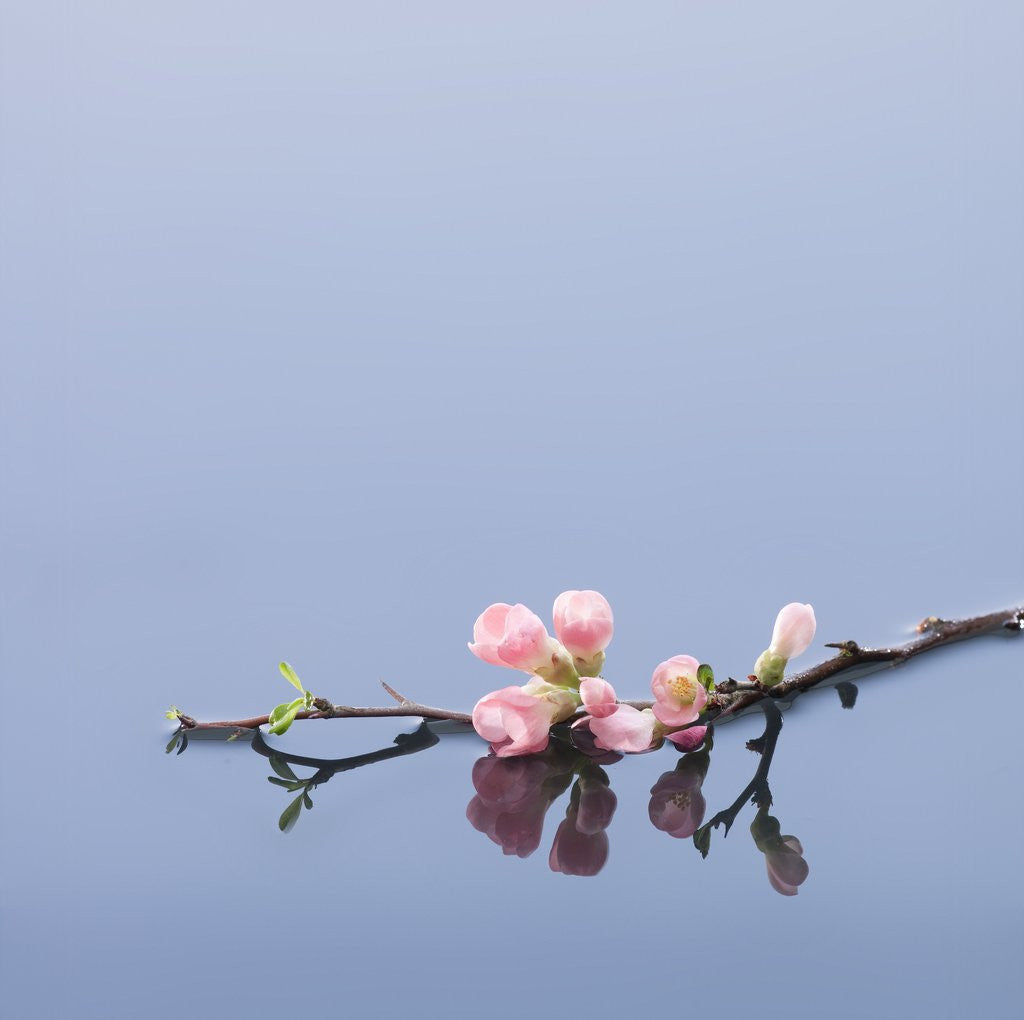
[{"x1": 669, "y1": 674, "x2": 698, "y2": 703}]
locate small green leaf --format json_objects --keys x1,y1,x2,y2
[
  {"x1": 279, "y1": 661, "x2": 304, "y2": 693},
  {"x1": 165, "y1": 732, "x2": 181, "y2": 754},
  {"x1": 303, "y1": 792, "x2": 313, "y2": 810},
  {"x1": 304, "y1": 690, "x2": 314, "y2": 710},
  {"x1": 279, "y1": 793, "x2": 304, "y2": 832},
  {"x1": 269, "y1": 757, "x2": 299, "y2": 782},
  {"x1": 268, "y1": 697, "x2": 305, "y2": 734},
  {"x1": 165, "y1": 706, "x2": 181, "y2": 720},
  {"x1": 697, "y1": 663, "x2": 715, "y2": 693}
]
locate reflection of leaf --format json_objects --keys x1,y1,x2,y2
[
  {"x1": 279, "y1": 793, "x2": 304, "y2": 833},
  {"x1": 303, "y1": 792, "x2": 313, "y2": 810},
  {"x1": 269, "y1": 757, "x2": 299, "y2": 782},
  {"x1": 268, "y1": 777, "x2": 307, "y2": 792},
  {"x1": 693, "y1": 825, "x2": 712, "y2": 859},
  {"x1": 279, "y1": 661, "x2": 304, "y2": 693}
]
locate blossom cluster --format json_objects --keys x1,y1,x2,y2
[{"x1": 469, "y1": 591, "x2": 816, "y2": 758}]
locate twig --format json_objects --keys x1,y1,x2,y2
[{"x1": 174, "y1": 605, "x2": 1023, "y2": 733}]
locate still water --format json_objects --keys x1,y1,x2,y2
[{"x1": 2, "y1": 2, "x2": 1022, "y2": 1018}]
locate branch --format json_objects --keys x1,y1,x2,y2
[{"x1": 174, "y1": 605, "x2": 1023, "y2": 734}]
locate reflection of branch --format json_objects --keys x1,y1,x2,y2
[
  {"x1": 706, "y1": 606, "x2": 1023, "y2": 723},
  {"x1": 693, "y1": 701, "x2": 782, "y2": 856},
  {"x1": 173, "y1": 605, "x2": 1023, "y2": 732},
  {"x1": 249, "y1": 720, "x2": 440, "y2": 776}
]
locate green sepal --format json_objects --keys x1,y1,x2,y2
[{"x1": 697, "y1": 664, "x2": 715, "y2": 693}]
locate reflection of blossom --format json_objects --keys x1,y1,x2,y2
[
  {"x1": 466, "y1": 748, "x2": 574, "y2": 857},
  {"x1": 648, "y1": 753, "x2": 709, "y2": 839},
  {"x1": 549, "y1": 768, "x2": 617, "y2": 877},
  {"x1": 751, "y1": 805, "x2": 809, "y2": 896}
]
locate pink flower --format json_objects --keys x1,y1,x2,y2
[
  {"x1": 472, "y1": 680, "x2": 579, "y2": 758},
  {"x1": 468, "y1": 603, "x2": 560, "y2": 672},
  {"x1": 768, "y1": 603, "x2": 816, "y2": 660},
  {"x1": 552, "y1": 590, "x2": 614, "y2": 675},
  {"x1": 650, "y1": 654, "x2": 708, "y2": 728},
  {"x1": 580, "y1": 677, "x2": 617, "y2": 718},
  {"x1": 648, "y1": 757, "x2": 708, "y2": 839},
  {"x1": 589, "y1": 704, "x2": 658, "y2": 754}
]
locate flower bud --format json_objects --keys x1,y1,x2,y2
[
  {"x1": 754, "y1": 603, "x2": 816, "y2": 686},
  {"x1": 552, "y1": 590, "x2": 614, "y2": 677}
]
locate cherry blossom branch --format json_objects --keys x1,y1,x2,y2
[{"x1": 173, "y1": 605, "x2": 1023, "y2": 734}]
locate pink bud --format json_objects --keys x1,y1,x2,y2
[
  {"x1": 650, "y1": 654, "x2": 708, "y2": 728},
  {"x1": 665, "y1": 724, "x2": 708, "y2": 752},
  {"x1": 552, "y1": 590, "x2": 614, "y2": 663},
  {"x1": 469, "y1": 602, "x2": 564, "y2": 675},
  {"x1": 580, "y1": 677, "x2": 618, "y2": 719},
  {"x1": 588, "y1": 705, "x2": 658, "y2": 754},
  {"x1": 769, "y1": 603, "x2": 816, "y2": 660}
]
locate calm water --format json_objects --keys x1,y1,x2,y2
[{"x1": 2, "y1": 2, "x2": 1023, "y2": 1018}]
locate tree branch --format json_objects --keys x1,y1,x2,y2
[{"x1": 174, "y1": 604, "x2": 1023, "y2": 734}]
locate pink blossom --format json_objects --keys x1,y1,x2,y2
[
  {"x1": 472, "y1": 680, "x2": 579, "y2": 758},
  {"x1": 769, "y1": 603, "x2": 816, "y2": 660},
  {"x1": 580, "y1": 677, "x2": 617, "y2": 718},
  {"x1": 650, "y1": 654, "x2": 708, "y2": 728},
  {"x1": 648, "y1": 757, "x2": 708, "y2": 839},
  {"x1": 552, "y1": 590, "x2": 614, "y2": 675},
  {"x1": 588, "y1": 705, "x2": 658, "y2": 754},
  {"x1": 469, "y1": 601, "x2": 576, "y2": 683}
]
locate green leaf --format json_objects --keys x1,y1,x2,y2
[
  {"x1": 304, "y1": 690, "x2": 314, "y2": 710},
  {"x1": 268, "y1": 697, "x2": 304, "y2": 735},
  {"x1": 697, "y1": 663, "x2": 715, "y2": 693},
  {"x1": 269, "y1": 757, "x2": 299, "y2": 782},
  {"x1": 165, "y1": 706, "x2": 181, "y2": 720},
  {"x1": 279, "y1": 661, "x2": 304, "y2": 693},
  {"x1": 165, "y1": 732, "x2": 181, "y2": 754},
  {"x1": 302, "y1": 792, "x2": 313, "y2": 810},
  {"x1": 268, "y1": 706, "x2": 300, "y2": 736},
  {"x1": 279, "y1": 793, "x2": 304, "y2": 833}
]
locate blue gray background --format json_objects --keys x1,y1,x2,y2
[{"x1": 1, "y1": 2, "x2": 1022, "y2": 1017}]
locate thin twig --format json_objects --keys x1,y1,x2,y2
[{"x1": 174, "y1": 604, "x2": 1023, "y2": 733}]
